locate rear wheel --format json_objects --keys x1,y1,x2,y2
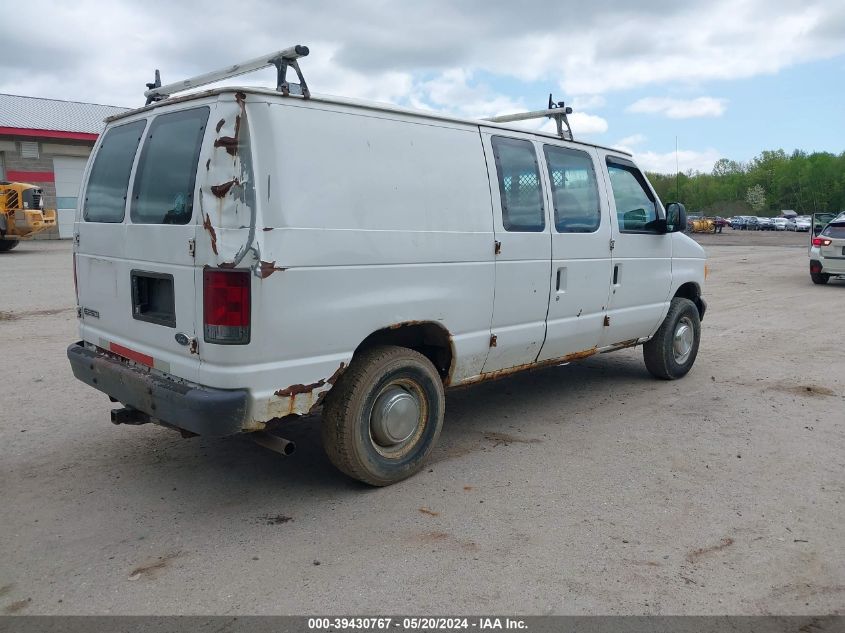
[
  {"x1": 0, "y1": 239, "x2": 20, "y2": 252},
  {"x1": 321, "y1": 345, "x2": 445, "y2": 486},
  {"x1": 643, "y1": 297, "x2": 701, "y2": 380},
  {"x1": 811, "y1": 271, "x2": 830, "y2": 285}
]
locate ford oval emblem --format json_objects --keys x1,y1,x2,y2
[{"x1": 175, "y1": 332, "x2": 191, "y2": 346}]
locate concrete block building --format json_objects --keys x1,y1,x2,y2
[{"x1": 0, "y1": 94, "x2": 127, "y2": 238}]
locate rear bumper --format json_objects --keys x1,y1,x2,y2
[
  {"x1": 812, "y1": 257, "x2": 845, "y2": 276},
  {"x1": 67, "y1": 342, "x2": 250, "y2": 437}
]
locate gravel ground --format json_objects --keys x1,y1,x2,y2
[{"x1": 0, "y1": 237, "x2": 842, "y2": 616}]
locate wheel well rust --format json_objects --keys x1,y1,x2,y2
[{"x1": 354, "y1": 321, "x2": 454, "y2": 383}]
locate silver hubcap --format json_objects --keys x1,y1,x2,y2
[
  {"x1": 370, "y1": 385, "x2": 421, "y2": 447},
  {"x1": 673, "y1": 317, "x2": 694, "y2": 364}
]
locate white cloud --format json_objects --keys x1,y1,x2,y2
[
  {"x1": 570, "y1": 95, "x2": 606, "y2": 110},
  {"x1": 566, "y1": 112, "x2": 609, "y2": 136},
  {"x1": 614, "y1": 134, "x2": 648, "y2": 153},
  {"x1": 627, "y1": 97, "x2": 727, "y2": 119},
  {"x1": 634, "y1": 148, "x2": 722, "y2": 174},
  {"x1": 1, "y1": 0, "x2": 843, "y2": 113},
  {"x1": 412, "y1": 68, "x2": 527, "y2": 119}
]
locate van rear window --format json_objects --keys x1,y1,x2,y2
[
  {"x1": 130, "y1": 107, "x2": 209, "y2": 225},
  {"x1": 83, "y1": 120, "x2": 146, "y2": 223}
]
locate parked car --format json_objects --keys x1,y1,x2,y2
[
  {"x1": 730, "y1": 216, "x2": 746, "y2": 230},
  {"x1": 66, "y1": 48, "x2": 707, "y2": 486},
  {"x1": 809, "y1": 212, "x2": 845, "y2": 284},
  {"x1": 772, "y1": 218, "x2": 788, "y2": 231},
  {"x1": 744, "y1": 216, "x2": 759, "y2": 230},
  {"x1": 785, "y1": 218, "x2": 798, "y2": 231},
  {"x1": 795, "y1": 216, "x2": 811, "y2": 232},
  {"x1": 757, "y1": 217, "x2": 774, "y2": 231}
]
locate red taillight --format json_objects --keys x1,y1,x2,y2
[
  {"x1": 203, "y1": 269, "x2": 251, "y2": 344},
  {"x1": 812, "y1": 237, "x2": 832, "y2": 247}
]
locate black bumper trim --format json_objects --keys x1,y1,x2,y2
[{"x1": 67, "y1": 342, "x2": 249, "y2": 437}]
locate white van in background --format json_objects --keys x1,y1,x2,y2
[{"x1": 67, "y1": 47, "x2": 707, "y2": 485}]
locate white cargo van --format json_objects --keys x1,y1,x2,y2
[{"x1": 68, "y1": 48, "x2": 707, "y2": 485}]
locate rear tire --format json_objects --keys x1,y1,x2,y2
[
  {"x1": 643, "y1": 297, "x2": 701, "y2": 380},
  {"x1": 321, "y1": 345, "x2": 445, "y2": 486},
  {"x1": 811, "y1": 271, "x2": 830, "y2": 285},
  {"x1": 0, "y1": 240, "x2": 20, "y2": 252}
]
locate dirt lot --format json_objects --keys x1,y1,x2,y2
[{"x1": 0, "y1": 235, "x2": 842, "y2": 615}]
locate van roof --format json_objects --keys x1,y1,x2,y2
[{"x1": 106, "y1": 86, "x2": 632, "y2": 157}]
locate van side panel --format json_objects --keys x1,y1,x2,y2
[{"x1": 197, "y1": 99, "x2": 496, "y2": 422}]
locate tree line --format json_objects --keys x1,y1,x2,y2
[{"x1": 647, "y1": 149, "x2": 845, "y2": 217}]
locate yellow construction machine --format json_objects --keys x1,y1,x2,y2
[{"x1": 0, "y1": 181, "x2": 58, "y2": 251}]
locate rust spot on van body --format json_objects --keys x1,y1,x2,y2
[
  {"x1": 203, "y1": 214, "x2": 218, "y2": 255},
  {"x1": 602, "y1": 339, "x2": 639, "y2": 353},
  {"x1": 214, "y1": 113, "x2": 241, "y2": 156},
  {"x1": 389, "y1": 320, "x2": 427, "y2": 330},
  {"x1": 264, "y1": 363, "x2": 348, "y2": 419},
  {"x1": 210, "y1": 179, "x2": 239, "y2": 198},
  {"x1": 455, "y1": 347, "x2": 599, "y2": 388},
  {"x1": 326, "y1": 362, "x2": 347, "y2": 385},
  {"x1": 275, "y1": 380, "x2": 326, "y2": 398},
  {"x1": 258, "y1": 260, "x2": 286, "y2": 279}
]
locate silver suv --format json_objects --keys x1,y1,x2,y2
[{"x1": 810, "y1": 212, "x2": 845, "y2": 284}]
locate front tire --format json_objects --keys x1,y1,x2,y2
[
  {"x1": 643, "y1": 298, "x2": 701, "y2": 380},
  {"x1": 321, "y1": 345, "x2": 445, "y2": 486},
  {"x1": 0, "y1": 239, "x2": 20, "y2": 252}
]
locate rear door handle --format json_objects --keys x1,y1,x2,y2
[{"x1": 612, "y1": 264, "x2": 620, "y2": 285}]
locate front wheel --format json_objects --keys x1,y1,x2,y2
[
  {"x1": 643, "y1": 298, "x2": 701, "y2": 380},
  {"x1": 321, "y1": 345, "x2": 445, "y2": 486},
  {"x1": 0, "y1": 239, "x2": 20, "y2": 252}
]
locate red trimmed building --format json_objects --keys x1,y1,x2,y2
[{"x1": 0, "y1": 93, "x2": 127, "y2": 238}]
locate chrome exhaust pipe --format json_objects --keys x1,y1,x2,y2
[{"x1": 252, "y1": 431, "x2": 296, "y2": 456}]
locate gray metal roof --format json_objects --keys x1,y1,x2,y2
[{"x1": 0, "y1": 93, "x2": 128, "y2": 134}]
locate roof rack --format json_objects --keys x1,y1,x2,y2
[
  {"x1": 484, "y1": 94, "x2": 574, "y2": 140},
  {"x1": 143, "y1": 45, "x2": 310, "y2": 105}
]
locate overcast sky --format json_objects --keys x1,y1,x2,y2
[{"x1": 3, "y1": 0, "x2": 844, "y2": 173}]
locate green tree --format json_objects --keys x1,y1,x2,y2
[{"x1": 745, "y1": 184, "x2": 766, "y2": 211}]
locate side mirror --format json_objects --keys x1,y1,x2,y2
[{"x1": 665, "y1": 202, "x2": 687, "y2": 233}]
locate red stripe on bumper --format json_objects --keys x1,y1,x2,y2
[{"x1": 109, "y1": 342, "x2": 154, "y2": 367}]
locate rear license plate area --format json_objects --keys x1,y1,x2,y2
[{"x1": 131, "y1": 271, "x2": 176, "y2": 328}]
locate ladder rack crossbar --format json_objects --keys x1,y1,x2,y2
[
  {"x1": 143, "y1": 45, "x2": 309, "y2": 103},
  {"x1": 483, "y1": 95, "x2": 574, "y2": 141}
]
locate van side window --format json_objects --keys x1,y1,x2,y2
[
  {"x1": 491, "y1": 136, "x2": 544, "y2": 232},
  {"x1": 83, "y1": 120, "x2": 146, "y2": 223},
  {"x1": 606, "y1": 159, "x2": 661, "y2": 233},
  {"x1": 543, "y1": 145, "x2": 600, "y2": 233},
  {"x1": 130, "y1": 107, "x2": 209, "y2": 225}
]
